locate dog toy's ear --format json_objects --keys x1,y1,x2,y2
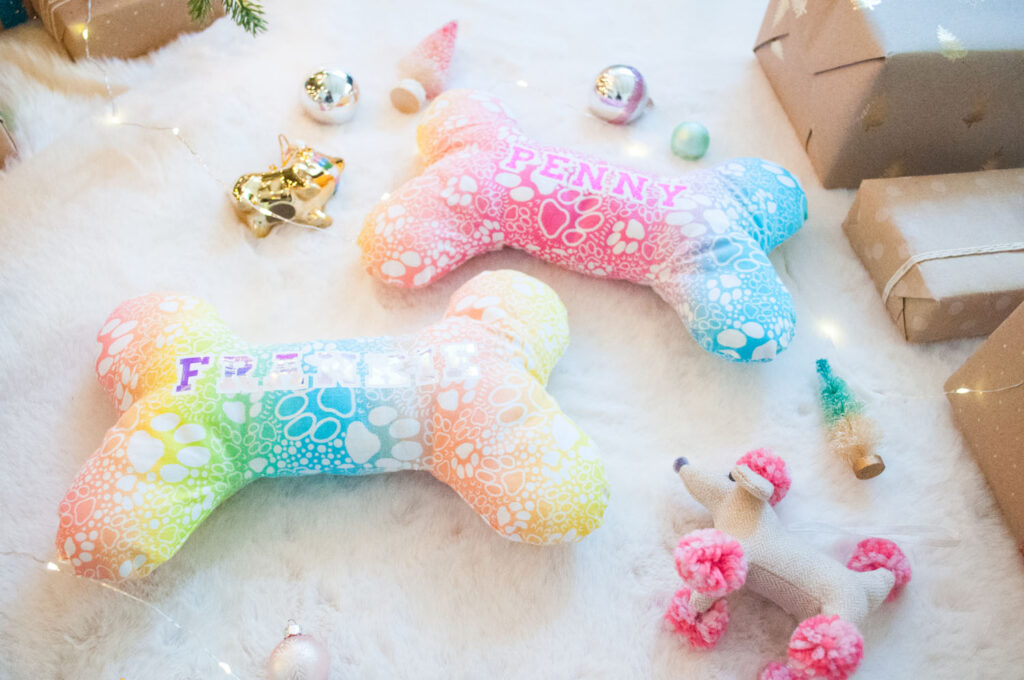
[
  {"x1": 417, "y1": 90, "x2": 522, "y2": 164},
  {"x1": 735, "y1": 448, "x2": 790, "y2": 506},
  {"x1": 443, "y1": 269, "x2": 569, "y2": 385},
  {"x1": 732, "y1": 464, "x2": 774, "y2": 503}
]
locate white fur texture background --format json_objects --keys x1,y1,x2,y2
[{"x1": 2, "y1": 1, "x2": 1023, "y2": 678}]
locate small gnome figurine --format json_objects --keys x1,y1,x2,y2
[
  {"x1": 390, "y1": 20, "x2": 458, "y2": 113},
  {"x1": 816, "y1": 359, "x2": 885, "y2": 479}
]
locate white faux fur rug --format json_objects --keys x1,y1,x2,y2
[{"x1": 2, "y1": 1, "x2": 1023, "y2": 678}]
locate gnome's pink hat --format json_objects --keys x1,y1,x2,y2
[{"x1": 391, "y1": 21, "x2": 458, "y2": 113}]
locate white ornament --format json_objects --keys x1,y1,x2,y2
[{"x1": 267, "y1": 621, "x2": 330, "y2": 680}]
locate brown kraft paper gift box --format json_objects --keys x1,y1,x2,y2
[
  {"x1": 32, "y1": 0, "x2": 223, "y2": 60},
  {"x1": 753, "y1": 0, "x2": 1024, "y2": 188},
  {"x1": 843, "y1": 168, "x2": 1024, "y2": 343},
  {"x1": 945, "y1": 302, "x2": 1024, "y2": 556}
]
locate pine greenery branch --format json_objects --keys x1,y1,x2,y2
[{"x1": 188, "y1": 0, "x2": 267, "y2": 35}]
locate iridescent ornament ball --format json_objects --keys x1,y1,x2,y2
[
  {"x1": 266, "y1": 621, "x2": 330, "y2": 680},
  {"x1": 670, "y1": 121, "x2": 710, "y2": 160},
  {"x1": 301, "y1": 68, "x2": 359, "y2": 124},
  {"x1": 588, "y1": 64, "x2": 652, "y2": 125}
]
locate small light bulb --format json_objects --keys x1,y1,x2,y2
[
  {"x1": 816, "y1": 319, "x2": 842, "y2": 344},
  {"x1": 218, "y1": 661, "x2": 231, "y2": 674},
  {"x1": 624, "y1": 143, "x2": 649, "y2": 157},
  {"x1": 106, "y1": 112, "x2": 122, "y2": 125},
  {"x1": 171, "y1": 127, "x2": 180, "y2": 136},
  {"x1": 81, "y1": 28, "x2": 89, "y2": 40},
  {"x1": 380, "y1": 192, "x2": 390, "y2": 201},
  {"x1": 515, "y1": 79, "x2": 529, "y2": 88},
  {"x1": 46, "y1": 561, "x2": 60, "y2": 572},
  {"x1": 955, "y1": 387, "x2": 971, "y2": 394}
]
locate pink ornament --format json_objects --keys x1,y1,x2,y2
[
  {"x1": 391, "y1": 20, "x2": 458, "y2": 113},
  {"x1": 266, "y1": 621, "x2": 330, "y2": 680}
]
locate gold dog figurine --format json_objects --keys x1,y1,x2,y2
[{"x1": 232, "y1": 135, "x2": 344, "y2": 237}]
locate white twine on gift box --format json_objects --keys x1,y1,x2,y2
[{"x1": 881, "y1": 242, "x2": 1024, "y2": 306}]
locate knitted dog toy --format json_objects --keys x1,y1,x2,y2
[
  {"x1": 56, "y1": 270, "x2": 609, "y2": 581},
  {"x1": 667, "y1": 451, "x2": 910, "y2": 679},
  {"x1": 358, "y1": 90, "x2": 807, "y2": 362}
]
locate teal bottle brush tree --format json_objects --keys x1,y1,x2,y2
[{"x1": 816, "y1": 359, "x2": 885, "y2": 479}]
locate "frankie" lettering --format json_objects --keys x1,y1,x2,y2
[{"x1": 174, "y1": 343, "x2": 478, "y2": 395}]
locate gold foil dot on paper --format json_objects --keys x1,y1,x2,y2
[
  {"x1": 962, "y1": 96, "x2": 988, "y2": 128},
  {"x1": 938, "y1": 25, "x2": 968, "y2": 60},
  {"x1": 980, "y1": 148, "x2": 1003, "y2": 171},
  {"x1": 772, "y1": 0, "x2": 789, "y2": 27},
  {"x1": 881, "y1": 157, "x2": 907, "y2": 178},
  {"x1": 860, "y1": 94, "x2": 889, "y2": 131}
]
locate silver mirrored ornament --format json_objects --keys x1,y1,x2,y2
[
  {"x1": 588, "y1": 64, "x2": 652, "y2": 125},
  {"x1": 301, "y1": 68, "x2": 359, "y2": 124}
]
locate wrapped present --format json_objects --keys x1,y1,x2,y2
[
  {"x1": 0, "y1": 114, "x2": 17, "y2": 169},
  {"x1": 843, "y1": 169, "x2": 1024, "y2": 343},
  {"x1": 0, "y1": 0, "x2": 33, "y2": 30},
  {"x1": 945, "y1": 302, "x2": 1024, "y2": 556},
  {"x1": 754, "y1": 0, "x2": 1024, "y2": 188},
  {"x1": 32, "y1": 0, "x2": 223, "y2": 60}
]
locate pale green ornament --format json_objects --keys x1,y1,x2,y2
[{"x1": 670, "y1": 121, "x2": 710, "y2": 160}]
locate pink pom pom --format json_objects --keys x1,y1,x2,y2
[
  {"x1": 736, "y1": 448, "x2": 791, "y2": 506},
  {"x1": 759, "y1": 662, "x2": 796, "y2": 680},
  {"x1": 787, "y1": 615, "x2": 863, "y2": 680},
  {"x1": 664, "y1": 586, "x2": 730, "y2": 650},
  {"x1": 847, "y1": 537, "x2": 912, "y2": 602},
  {"x1": 674, "y1": 529, "x2": 747, "y2": 597}
]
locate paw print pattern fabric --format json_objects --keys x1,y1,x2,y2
[
  {"x1": 57, "y1": 270, "x2": 609, "y2": 581},
  {"x1": 358, "y1": 90, "x2": 808, "y2": 362}
]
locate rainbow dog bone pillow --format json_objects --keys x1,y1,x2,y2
[
  {"x1": 359, "y1": 90, "x2": 808, "y2": 362},
  {"x1": 57, "y1": 270, "x2": 609, "y2": 580}
]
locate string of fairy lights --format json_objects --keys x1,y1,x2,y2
[{"x1": 2, "y1": 4, "x2": 1018, "y2": 675}]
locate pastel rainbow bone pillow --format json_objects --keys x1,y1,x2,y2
[
  {"x1": 57, "y1": 270, "x2": 609, "y2": 581},
  {"x1": 358, "y1": 90, "x2": 808, "y2": 362}
]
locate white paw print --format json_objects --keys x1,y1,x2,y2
[
  {"x1": 154, "y1": 322, "x2": 186, "y2": 349},
  {"x1": 646, "y1": 261, "x2": 672, "y2": 283},
  {"x1": 496, "y1": 500, "x2": 534, "y2": 533},
  {"x1": 761, "y1": 162, "x2": 798, "y2": 188},
  {"x1": 606, "y1": 219, "x2": 644, "y2": 255},
  {"x1": 441, "y1": 176, "x2": 478, "y2": 207},
  {"x1": 442, "y1": 114, "x2": 470, "y2": 131},
  {"x1": 452, "y1": 442, "x2": 478, "y2": 479},
  {"x1": 368, "y1": 406, "x2": 424, "y2": 464},
  {"x1": 474, "y1": 220, "x2": 504, "y2": 244},
  {"x1": 157, "y1": 296, "x2": 199, "y2": 314},
  {"x1": 719, "y1": 162, "x2": 748, "y2": 178},
  {"x1": 496, "y1": 126, "x2": 519, "y2": 144},
  {"x1": 114, "y1": 365, "x2": 139, "y2": 410}
]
